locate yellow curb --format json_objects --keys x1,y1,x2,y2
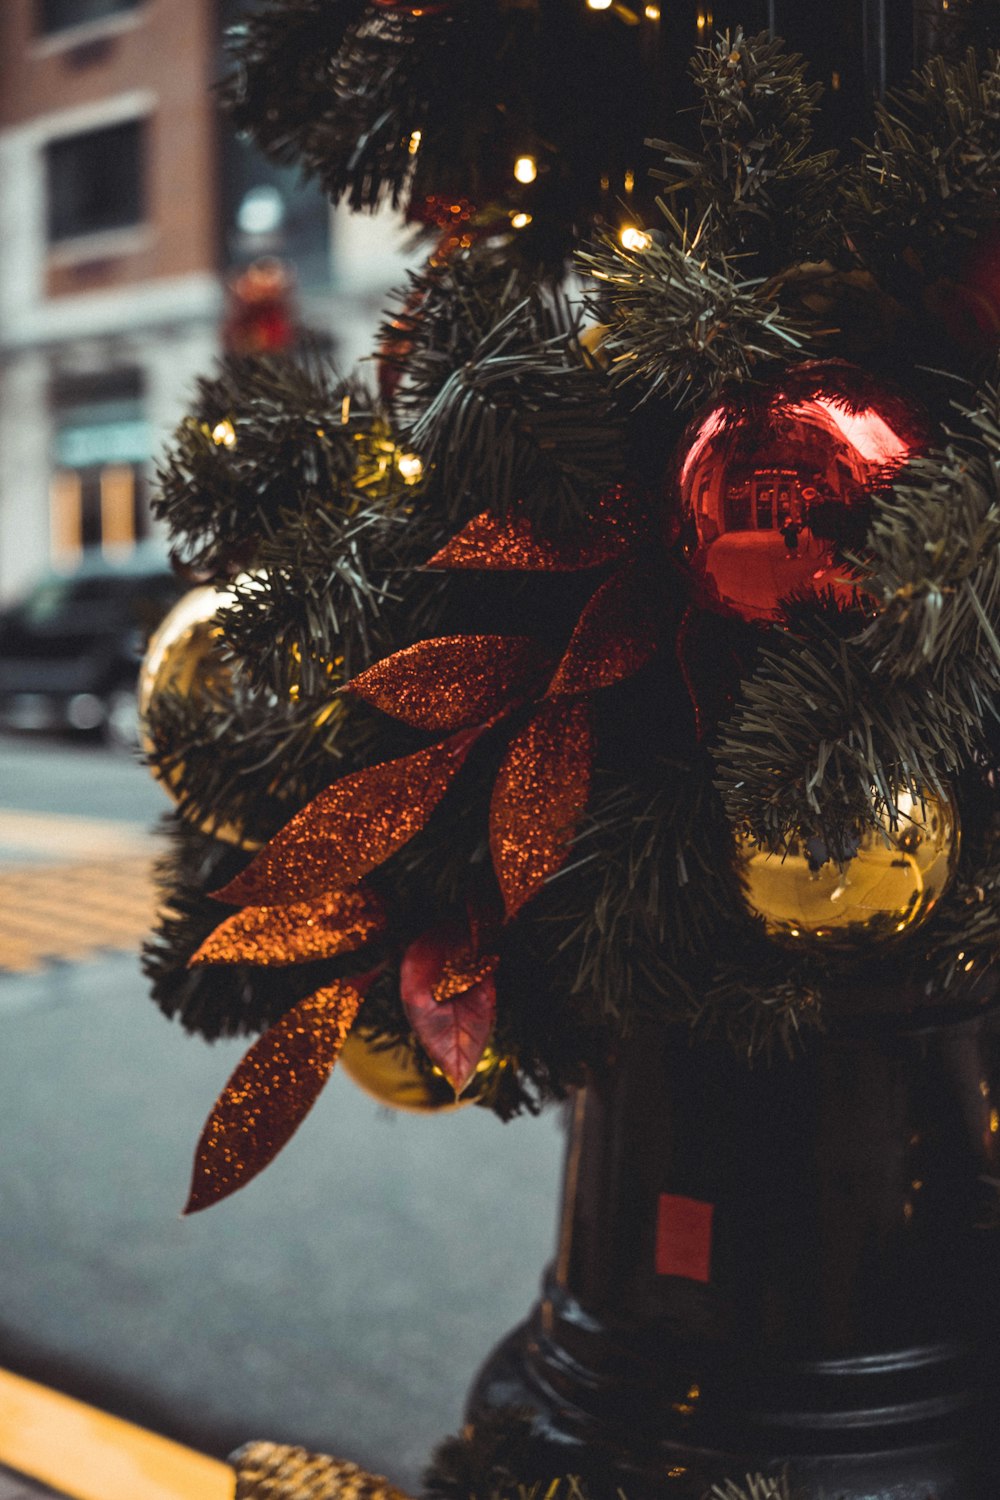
[{"x1": 0, "y1": 1368, "x2": 234, "y2": 1500}]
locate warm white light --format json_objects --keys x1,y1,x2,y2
[
  {"x1": 397, "y1": 452, "x2": 424, "y2": 483},
  {"x1": 587, "y1": 0, "x2": 613, "y2": 9},
  {"x1": 212, "y1": 419, "x2": 236, "y2": 449},
  {"x1": 408, "y1": 129, "x2": 422, "y2": 156},
  {"x1": 620, "y1": 225, "x2": 652, "y2": 252},
  {"x1": 511, "y1": 212, "x2": 532, "y2": 229},
  {"x1": 624, "y1": 168, "x2": 635, "y2": 193},
  {"x1": 644, "y1": 3, "x2": 660, "y2": 16},
  {"x1": 514, "y1": 155, "x2": 537, "y2": 185}
]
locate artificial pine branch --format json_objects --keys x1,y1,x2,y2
[
  {"x1": 154, "y1": 353, "x2": 372, "y2": 573},
  {"x1": 383, "y1": 255, "x2": 546, "y2": 425},
  {"x1": 713, "y1": 611, "x2": 963, "y2": 856},
  {"x1": 843, "y1": 49, "x2": 1000, "y2": 285},
  {"x1": 218, "y1": 498, "x2": 449, "y2": 695},
  {"x1": 650, "y1": 29, "x2": 838, "y2": 270},
  {"x1": 579, "y1": 227, "x2": 814, "y2": 410},
  {"x1": 223, "y1": 0, "x2": 369, "y2": 167},
  {"x1": 861, "y1": 440, "x2": 1000, "y2": 691},
  {"x1": 405, "y1": 282, "x2": 626, "y2": 531},
  {"x1": 539, "y1": 760, "x2": 741, "y2": 1019}
]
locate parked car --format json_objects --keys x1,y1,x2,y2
[{"x1": 0, "y1": 546, "x2": 184, "y2": 749}]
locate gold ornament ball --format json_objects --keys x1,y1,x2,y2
[
  {"x1": 339, "y1": 1030, "x2": 491, "y2": 1114},
  {"x1": 138, "y1": 584, "x2": 247, "y2": 847},
  {"x1": 737, "y1": 788, "x2": 960, "y2": 951}
]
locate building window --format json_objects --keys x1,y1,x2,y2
[
  {"x1": 50, "y1": 370, "x2": 152, "y2": 561},
  {"x1": 46, "y1": 119, "x2": 145, "y2": 245},
  {"x1": 36, "y1": 0, "x2": 141, "y2": 35}
]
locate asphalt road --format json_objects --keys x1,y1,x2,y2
[{"x1": 0, "y1": 732, "x2": 565, "y2": 1489}]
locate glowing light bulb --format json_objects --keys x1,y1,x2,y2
[
  {"x1": 211, "y1": 419, "x2": 236, "y2": 449},
  {"x1": 587, "y1": 0, "x2": 613, "y2": 9},
  {"x1": 514, "y1": 155, "x2": 537, "y2": 185},
  {"x1": 408, "y1": 129, "x2": 422, "y2": 156},
  {"x1": 397, "y1": 452, "x2": 424, "y2": 483},
  {"x1": 620, "y1": 225, "x2": 652, "y2": 252},
  {"x1": 624, "y1": 168, "x2": 635, "y2": 193},
  {"x1": 511, "y1": 212, "x2": 532, "y2": 229},
  {"x1": 644, "y1": 3, "x2": 660, "y2": 16}
]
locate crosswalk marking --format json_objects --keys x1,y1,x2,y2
[
  {"x1": 0, "y1": 855, "x2": 158, "y2": 975},
  {"x1": 0, "y1": 810, "x2": 148, "y2": 862}
]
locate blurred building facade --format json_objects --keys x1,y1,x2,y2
[{"x1": 0, "y1": 0, "x2": 410, "y2": 603}]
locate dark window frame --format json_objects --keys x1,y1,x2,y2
[
  {"x1": 45, "y1": 117, "x2": 147, "y2": 246},
  {"x1": 35, "y1": 0, "x2": 142, "y2": 38}
]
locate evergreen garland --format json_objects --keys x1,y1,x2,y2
[{"x1": 147, "y1": 23, "x2": 1000, "y2": 1107}]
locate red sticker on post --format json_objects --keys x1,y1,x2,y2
[{"x1": 656, "y1": 1193, "x2": 714, "y2": 1283}]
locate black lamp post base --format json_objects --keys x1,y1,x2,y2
[
  {"x1": 467, "y1": 1010, "x2": 1000, "y2": 1500},
  {"x1": 469, "y1": 1290, "x2": 999, "y2": 1499}
]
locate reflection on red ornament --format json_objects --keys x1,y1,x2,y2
[{"x1": 673, "y1": 361, "x2": 928, "y2": 623}]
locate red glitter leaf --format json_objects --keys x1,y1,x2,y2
[
  {"x1": 401, "y1": 925, "x2": 497, "y2": 1093},
  {"x1": 183, "y1": 982, "x2": 362, "y2": 1214},
  {"x1": 344, "y1": 636, "x2": 542, "y2": 730},
  {"x1": 189, "y1": 886, "x2": 386, "y2": 968},
  {"x1": 213, "y1": 728, "x2": 484, "y2": 908},
  {"x1": 490, "y1": 698, "x2": 595, "y2": 919},
  {"x1": 548, "y1": 564, "x2": 658, "y2": 696},
  {"x1": 425, "y1": 509, "x2": 630, "y2": 573}
]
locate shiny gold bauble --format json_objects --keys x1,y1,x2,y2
[
  {"x1": 138, "y1": 584, "x2": 248, "y2": 848},
  {"x1": 339, "y1": 1030, "x2": 491, "y2": 1114},
  {"x1": 737, "y1": 789, "x2": 960, "y2": 950}
]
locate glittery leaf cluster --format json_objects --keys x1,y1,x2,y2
[
  {"x1": 490, "y1": 699, "x2": 595, "y2": 919},
  {"x1": 548, "y1": 565, "x2": 659, "y2": 697},
  {"x1": 213, "y1": 729, "x2": 485, "y2": 907},
  {"x1": 345, "y1": 635, "x2": 544, "y2": 730},
  {"x1": 184, "y1": 983, "x2": 363, "y2": 1214},
  {"x1": 425, "y1": 497, "x2": 634, "y2": 573},
  {"x1": 191, "y1": 886, "x2": 385, "y2": 967}
]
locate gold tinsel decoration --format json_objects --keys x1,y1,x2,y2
[
  {"x1": 737, "y1": 787, "x2": 959, "y2": 951},
  {"x1": 231, "y1": 1442, "x2": 415, "y2": 1500}
]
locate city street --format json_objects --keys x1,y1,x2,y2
[{"x1": 0, "y1": 733, "x2": 565, "y2": 1489}]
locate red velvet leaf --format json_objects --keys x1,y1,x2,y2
[
  {"x1": 490, "y1": 698, "x2": 595, "y2": 919},
  {"x1": 189, "y1": 886, "x2": 386, "y2": 968},
  {"x1": 344, "y1": 635, "x2": 542, "y2": 730},
  {"x1": 401, "y1": 925, "x2": 497, "y2": 1094},
  {"x1": 425, "y1": 508, "x2": 630, "y2": 573},
  {"x1": 212, "y1": 727, "x2": 484, "y2": 908},
  {"x1": 548, "y1": 564, "x2": 658, "y2": 696},
  {"x1": 183, "y1": 982, "x2": 362, "y2": 1214}
]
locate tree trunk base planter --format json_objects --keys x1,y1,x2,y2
[{"x1": 469, "y1": 1009, "x2": 1000, "y2": 1499}]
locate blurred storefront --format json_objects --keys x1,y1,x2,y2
[{"x1": 0, "y1": 0, "x2": 411, "y2": 603}]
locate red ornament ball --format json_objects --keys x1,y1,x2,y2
[{"x1": 673, "y1": 361, "x2": 928, "y2": 623}]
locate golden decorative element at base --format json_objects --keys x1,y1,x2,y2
[{"x1": 231, "y1": 1441, "x2": 415, "y2": 1500}]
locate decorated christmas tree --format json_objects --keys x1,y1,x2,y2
[{"x1": 141, "y1": 2, "x2": 1000, "y2": 1495}]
